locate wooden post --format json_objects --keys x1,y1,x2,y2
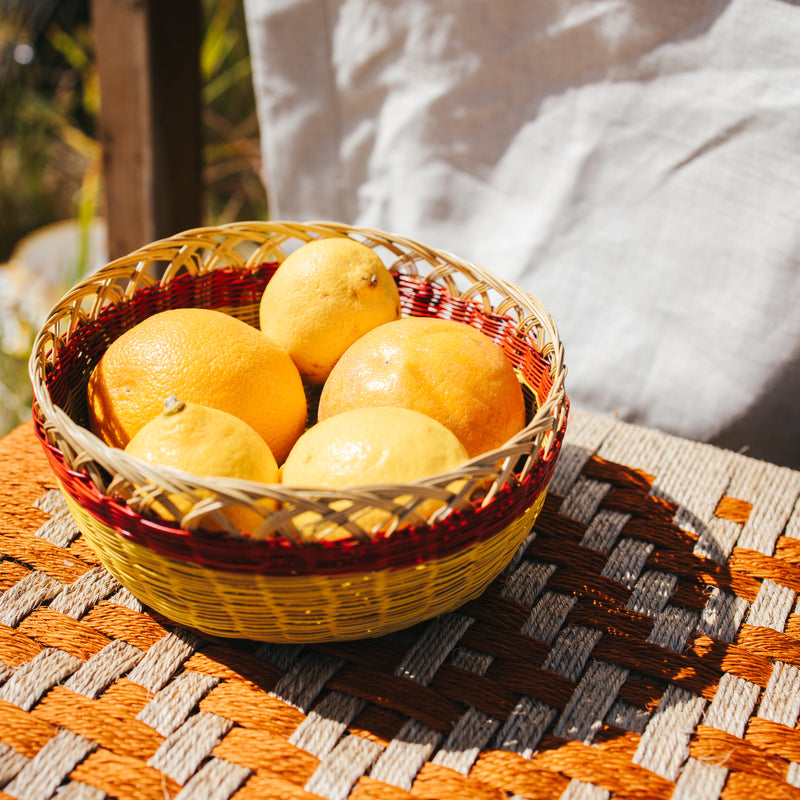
[{"x1": 91, "y1": 0, "x2": 203, "y2": 260}]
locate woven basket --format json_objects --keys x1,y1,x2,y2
[{"x1": 29, "y1": 221, "x2": 568, "y2": 643}]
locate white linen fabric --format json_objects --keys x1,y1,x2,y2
[{"x1": 243, "y1": 0, "x2": 800, "y2": 468}]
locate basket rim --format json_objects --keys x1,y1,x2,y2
[
  {"x1": 38, "y1": 409, "x2": 566, "y2": 575},
  {"x1": 29, "y1": 220, "x2": 569, "y2": 545}
]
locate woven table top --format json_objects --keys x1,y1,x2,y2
[{"x1": 1, "y1": 410, "x2": 799, "y2": 800}]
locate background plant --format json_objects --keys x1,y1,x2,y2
[{"x1": 0, "y1": 0, "x2": 267, "y2": 436}]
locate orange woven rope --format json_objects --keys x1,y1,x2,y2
[{"x1": 1, "y1": 415, "x2": 800, "y2": 799}]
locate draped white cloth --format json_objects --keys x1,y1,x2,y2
[{"x1": 243, "y1": 0, "x2": 800, "y2": 468}]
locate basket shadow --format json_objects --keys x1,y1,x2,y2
[{"x1": 141, "y1": 438, "x2": 735, "y2": 769}]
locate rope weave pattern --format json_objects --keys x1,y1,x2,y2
[{"x1": 1, "y1": 409, "x2": 800, "y2": 799}]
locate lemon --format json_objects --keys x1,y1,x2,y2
[
  {"x1": 319, "y1": 316, "x2": 527, "y2": 458},
  {"x1": 87, "y1": 307, "x2": 307, "y2": 462},
  {"x1": 259, "y1": 237, "x2": 402, "y2": 384},
  {"x1": 281, "y1": 406, "x2": 469, "y2": 540},
  {"x1": 124, "y1": 398, "x2": 280, "y2": 533}
]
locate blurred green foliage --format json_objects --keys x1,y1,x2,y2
[
  {"x1": 200, "y1": 0, "x2": 268, "y2": 225},
  {"x1": 0, "y1": 0, "x2": 268, "y2": 436},
  {"x1": 0, "y1": 0, "x2": 267, "y2": 262},
  {"x1": 0, "y1": 1, "x2": 98, "y2": 261}
]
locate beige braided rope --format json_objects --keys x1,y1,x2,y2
[{"x1": 2, "y1": 414, "x2": 800, "y2": 799}]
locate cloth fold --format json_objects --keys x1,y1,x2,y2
[{"x1": 244, "y1": 0, "x2": 800, "y2": 467}]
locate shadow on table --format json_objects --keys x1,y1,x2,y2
[{"x1": 154, "y1": 439, "x2": 743, "y2": 765}]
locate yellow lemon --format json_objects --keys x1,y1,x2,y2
[
  {"x1": 259, "y1": 237, "x2": 401, "y2": 384},
  {"x1": 281, "y1": 405, "x2": 469, "y2": 541},
  {"x1": 87, "y1": 307, "x2": 307, "y2": 463},
  {"x1": 124, "y1": 398, "x2": 280, "y2": 533},
  {"x1": 318, "y1": 316, "x2": 527, "y2": 458}
]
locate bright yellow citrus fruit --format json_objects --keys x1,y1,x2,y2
[
  {"x1": 125, "y1": 398, "x2": 280, "y2": 533},
  {"x1": 318, "y1": 316, "x2": 526, "y2": 458},
  {"x1": 281, "y1": 405, "x2": 469, "y2": 541},
  {"x1": 87, "y1": 307, "x2": 307, "y2": 462},
  {"x1": 259, "y1": 237, "x2": 402, "y2": 384}
]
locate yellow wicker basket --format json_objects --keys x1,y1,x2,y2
[{"x1": 29, "y1": 221, "x2": 568, "y2": 642}]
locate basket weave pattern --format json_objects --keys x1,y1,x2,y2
[
  {"x1": 2, "y1": 412, "x2": 799, "y2": 799},
  {"x1": 29, "y1": 221, "x2": 568, "y2": 642}
]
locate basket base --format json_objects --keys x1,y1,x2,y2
[{"x1": 60, "y1": 485, "x2": 547, "y2": 643}]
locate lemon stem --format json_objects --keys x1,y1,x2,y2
[{"x1": 163, "y1": 395, "x2": 185, "y2": 415}]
